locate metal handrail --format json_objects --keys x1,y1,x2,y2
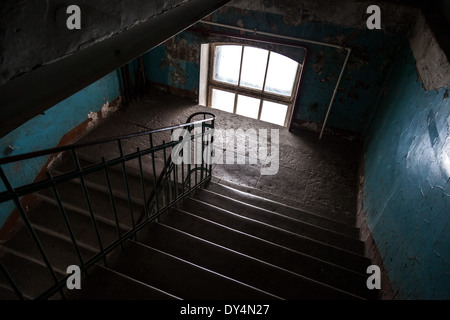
[
  {"x1": 0, "y1": 116, "x2": 215, "y2": 165},
  {"x1": 136, "y1": 111, "x2": 216, "y2": 225},
  {"x1": 0, "y1": 112, "x2": 215, "y2": 300}
]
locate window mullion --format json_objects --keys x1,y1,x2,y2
[
  {"x1": 262, "y1": 51, "x2": 271, "y2": 92},
  {"x1": 258, "y1": 51, "x2": 271, "y2": 120},
  {"x1": 237, "y1": 46, "x2": 244, "y2": 87},
  {"x1": 234, "y1": 46, "x2": 245, "y2": 114}
]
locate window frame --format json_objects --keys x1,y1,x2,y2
[{"x1": 207, "y1": 43, "x2": 302, "y2": 127}]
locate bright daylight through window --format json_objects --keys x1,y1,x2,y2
[{"x1": 208, "y1": 44, "x2": 301, "y2": 127}]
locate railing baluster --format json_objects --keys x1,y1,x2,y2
[
  {"x1": 209, "y1": 124, "x2": 214, "y2": 178},
  {"x1": 137, "y1": 147, "x2": 149, "y2": 221},
  {"x1": 150, "y1": 159, "x2": 159, "y2": 216},
  {"x1": 194, "y1": 130, "x2": 198, "y2": 187},
  {"x1": 46, "y1": 172, "x2": 86, "y2": 274},
  {"x1": 201, "y1": 122, "x2": 205, "y2": 182},
  {"x1": 181, "y1": 156, "x2": 185, "y2": 196},
  {"x1": 71, "y1": 149, "x2": 106, "y2": 266},
  {"x1": 0, "y1": 167, "x2": 65, "y2": 299},
  {"x1": 0, "y1": 112, "x2": 216, "y2": 300},
  {"x1": 163, "y1": 142, "x2": 172, "y2": 205},
  {"x1": 0, "y1": 259, "x2": 25, "y2": 300},
  {"x1": 117, "y1": 140, "x2": 136, "y2": 238},
  {"x1": 149, "y1": 133, "x2": 160, "y2": 218},
  {"x1": 174, "y1": 161, "x2": 179, "y2": 205},
  {"x1": 102, "y1": 157, "x2": 123, "y2": 248},
  {"x1": 187, "y1": 140, "x2": 192, "y2": 191}
]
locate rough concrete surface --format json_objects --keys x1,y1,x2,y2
[
  {"x1": 0, "y1": 0, "x2": 191, "y2": 86},
  {"x1": 227, "y1": 0, "x2": 419, "y2": 35}
]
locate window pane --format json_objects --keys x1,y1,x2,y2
[
  {"x1": 211, "y1": 89, "x2": 235, "y2": 113},
  {"x1": 260, "y1": 100, "x2": 288, "y2": 126},
  {"x1": 213, "y1": 45, "x2": 242, "y2": 85},
  {"x1": 236, "y1": 95, "x2": 260, "y2": 119},
  {"x1": 264, "y1": 52, "x2": 299, "y2": 97},
  {"x1": 240, "y1": 47, "x2": 269, "y2": 90}
]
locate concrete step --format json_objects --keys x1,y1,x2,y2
[
  {"x1": 66, "y1": 265, "x2": 179, "y2": 300},
  {"x1": 0, "y1": 252, "x2": 65, "y2": 300},
  {"x1": 194, "y1": 189, "x2": 365, "y2": 256},
  {"x1": 206, "y1": 182, "x2": 360, "y2": 239},
  {"x1": 181, "y1": 197, "x2": 370, "y2": 273},
  {"x1": 210, "y1": 177, "x2": 357, "y2": 226},
  {"x1": 28, "y1": 198, "x2": 125, "y2": 251},
  {"x1": 37, "y1": 179, "x2": 141, "y2": 230},
  {"x1": 51, "y1": 151, "x2": 155, "y2": 205},
  {"x1": 107, "y1": 240, "x2": 279, "y2": 300},
  {"x1": 160, "y1": 208, "x2": 375, "y2": 299},
  {"x1": 0, "y1": 225, "x2": 95, "y2": 274},
  {"x1": 137, "y1": 223, "x2": 361, "y2": 300}
]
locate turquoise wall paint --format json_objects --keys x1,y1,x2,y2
[
  {"x1": 144, "y1": 6, "x2": 401, "y2": 134},
  {"x1": 363, "y1": 42, "x2": 450, "y2": 299},
  {"x1": 0, "y1": 71, "x2": 121, "y2": 228}
]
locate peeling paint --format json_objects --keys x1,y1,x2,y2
[
  {"x1": 146, "y1": 2, "x2": 404, "y2": 134},
  {"x1": 0, "y1": 71, "x2": 121, "y2": 228},
  {"x1": 164, "y1": 37, "x2": 199, "y2": 64}
]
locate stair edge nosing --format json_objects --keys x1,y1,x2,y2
[
  {"x1": 186, "y1": 197, "x2": 368, "y2": 259},
  {"x1": 207, "y1": 182, "x2": 359, "y2": 231},
  {"x1": 129, "y1": 240, "x2": 283, "y2": 300},
  {"x1": 196, "y1": 188, "x2": 363, "y2": 246},
  {"x1": 152, "y1": 223, "x2": 364, "y2": 300}
]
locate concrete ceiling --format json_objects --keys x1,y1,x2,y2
[{"x1": 0, "y1": 0, "x2": 232, "y2": 138}]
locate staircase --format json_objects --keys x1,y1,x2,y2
[{"x1": 0, "y1": 114, "x2": 377, "y2": 300}]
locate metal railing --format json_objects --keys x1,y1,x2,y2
[{"x1": 0, "y1": 112, "x2": 215, "y2": 300}]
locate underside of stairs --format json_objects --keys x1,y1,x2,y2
[{"x1": 0, "y1": 144, "x2": 378, "y2": 300}]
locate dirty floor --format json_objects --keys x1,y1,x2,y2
[{"x1": 77, "y1": 90, "x2": 362, "y2": 225}]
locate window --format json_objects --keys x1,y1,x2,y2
[{"x1": 207, "y1": 44, "x2": 301, "y2": 127}]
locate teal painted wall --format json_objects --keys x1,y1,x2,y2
[
  {"x1": 0, "y1": 71, "x2": 121, "y2": 228},
  {"x1": 144, "y1": 6, "x2": 401, "y2": 134},
  {"x1": 363, "y1": 42, "x2": 450, "y2": 299}
]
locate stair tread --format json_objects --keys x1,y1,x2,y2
[
  {"x1": 210, "y1": 176, "x2": 357, "y2": 225},
  {"x1": 28, "y1": 198, "x2": 125, "y2": 251},
  {"x1": 107, "y1": 240, "x2": 279, "y2": 300},
  {"x1": 66, "y1": 265, "x2": 178, "y2": 300},
  {"x1": 183, "y1": 197, "x2": 370, "y2": 270},
  {"x1": 206, "y1": 182, "x2": 360, "y2": 238},
  {"x1": 195, "y1": 189, "x2": 365, "y2": 255},
  {"x1": 37, "y1": 179, "x2": 141, "y2": 229},
  {"x1": 0, "y1": 135, "x2": 375, "y2": 300},
  {"x1": 161, "y1": 208, "x2": 375, "y2": 299},
  {"x1": 0, "y1": 252, "x2": 64, "y2": 300},
  {"x1": 50, "y1": 151, "x2": 154, "y2": 204},
  {"x1": 1, "y1": 225, "x2": 96, "y2": 273},
  {"x1": 138, "y1": 223, "x2": 362, "y2": 300}
]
